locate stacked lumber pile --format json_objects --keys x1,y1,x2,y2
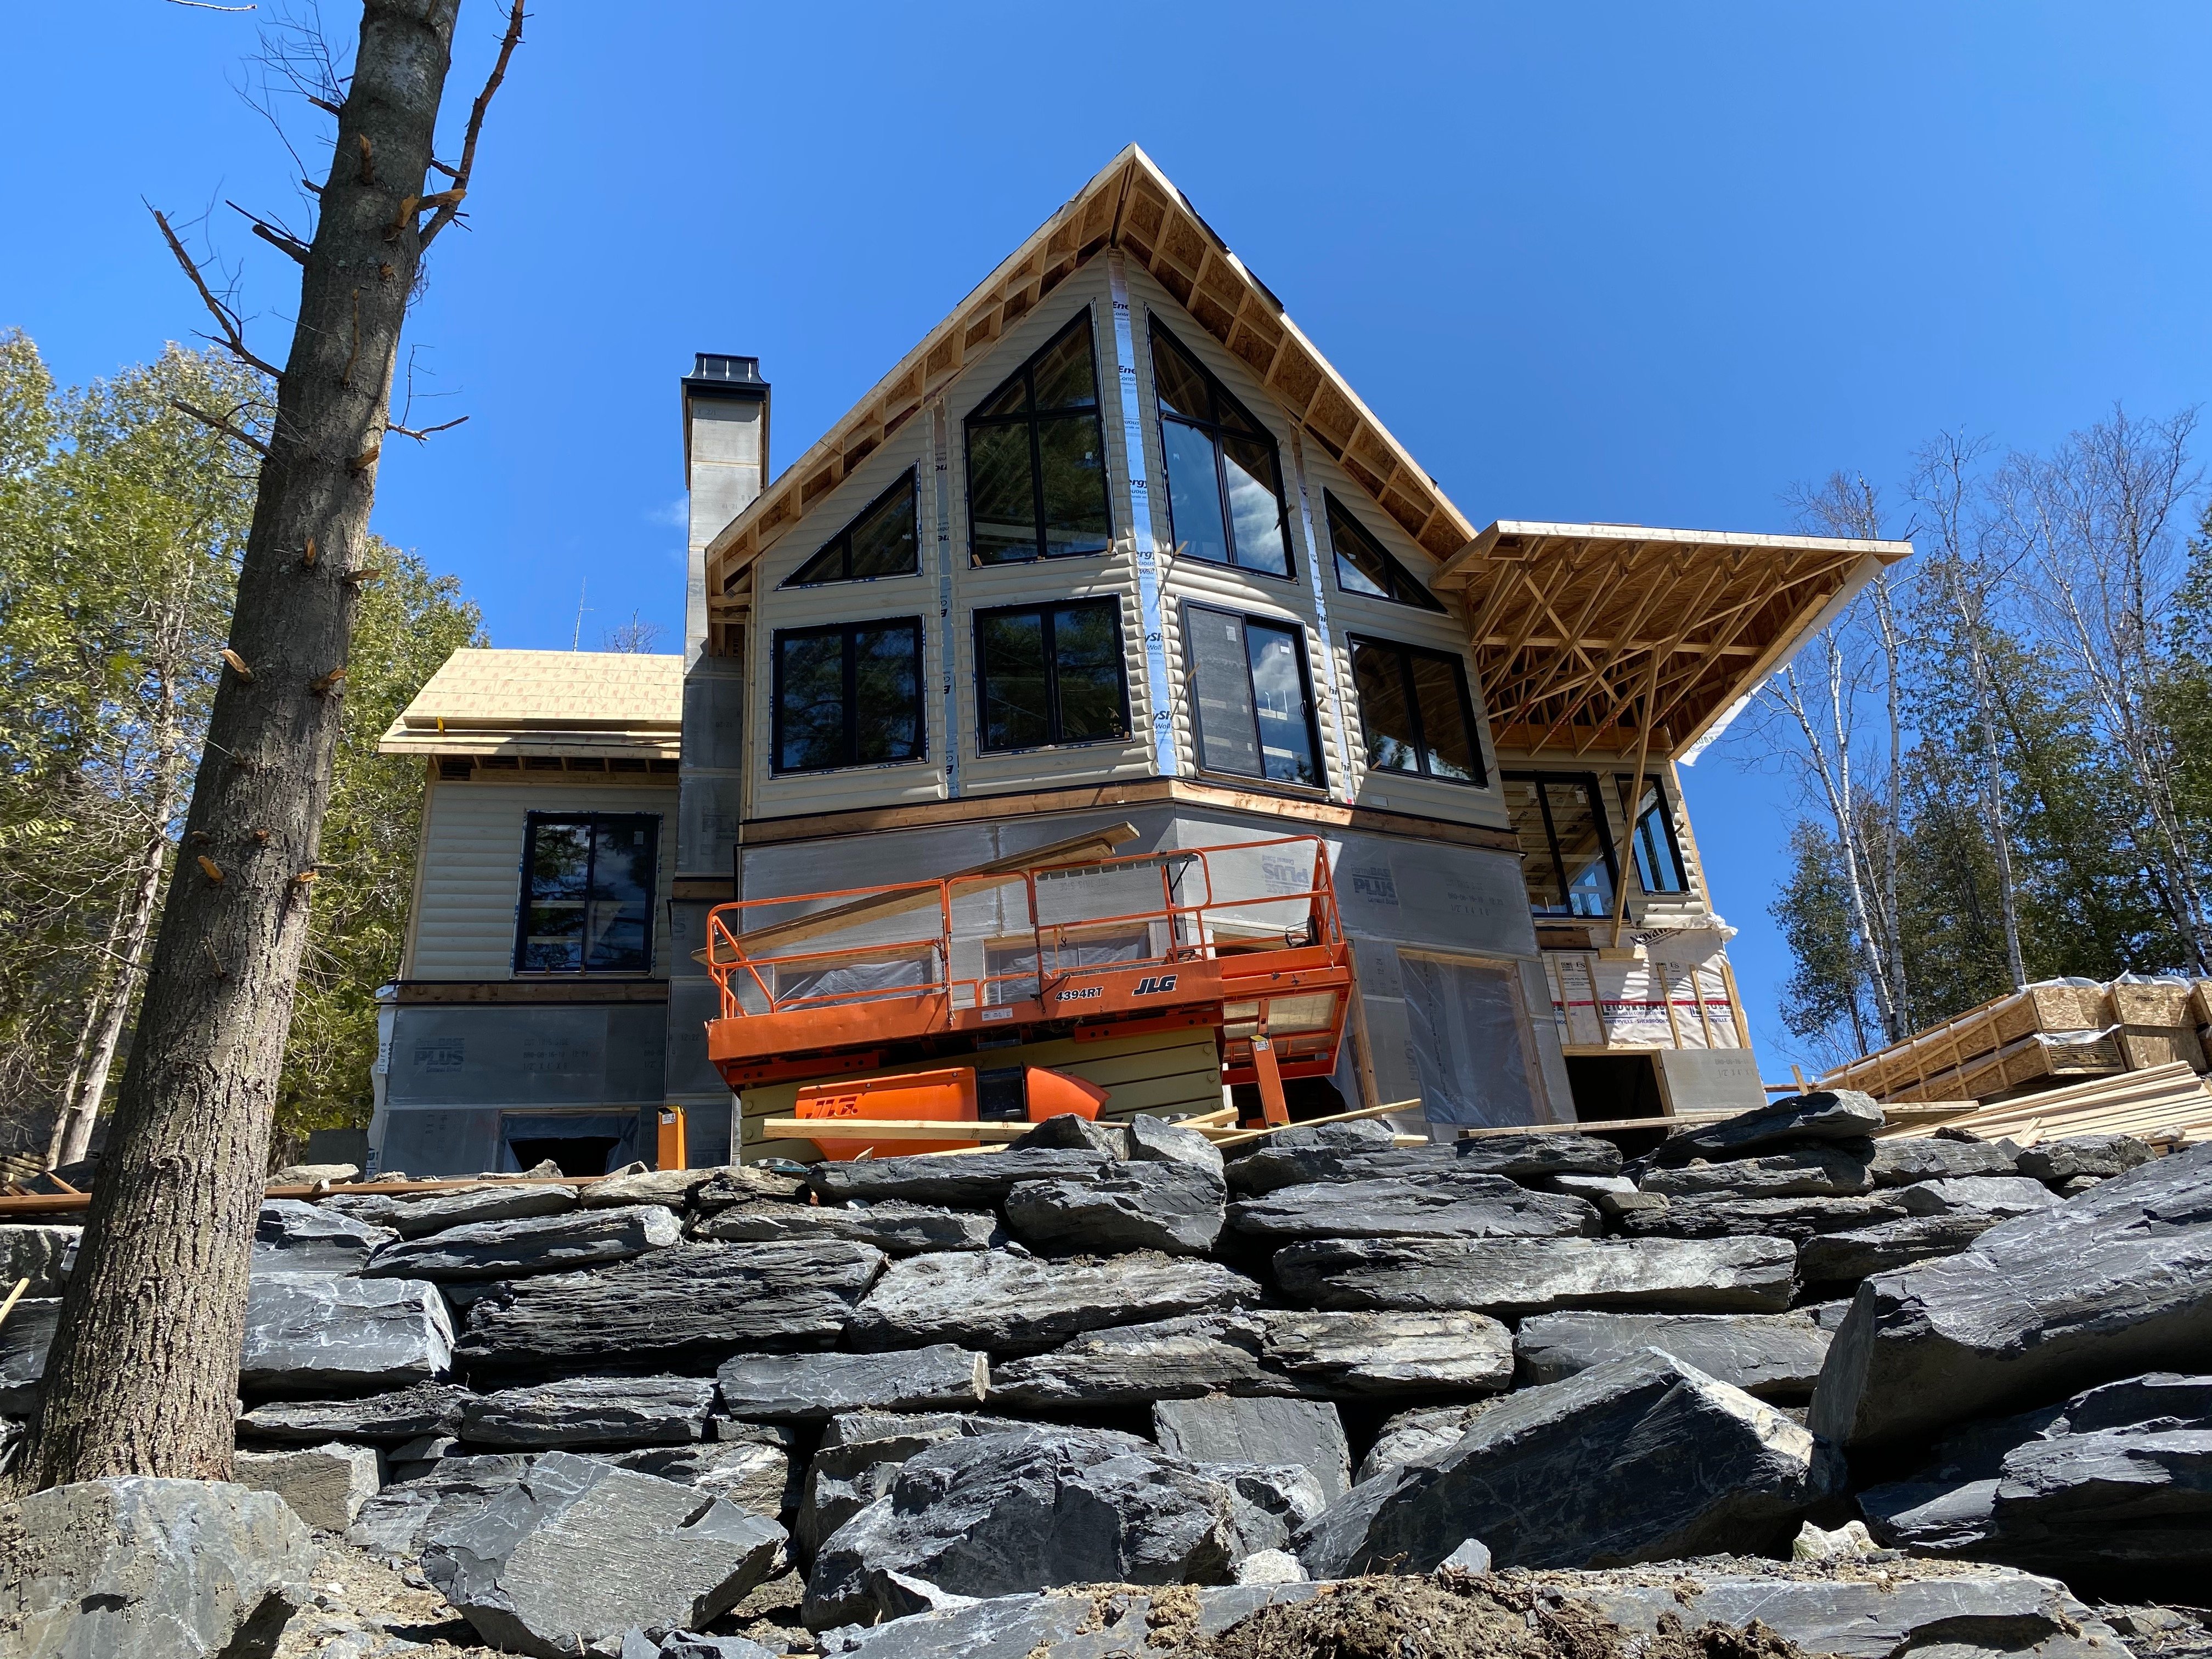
[
  {"x1": 1821, "y1": 973, "x2": 2210, "y2": 1105},
  {"x1": 1876, "y1": 1059, "x2": 2212, "y2": 1149}
]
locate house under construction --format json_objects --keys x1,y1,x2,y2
[{"x1": 368, "y1": 146, "x2": 1909, "y2": 1177}]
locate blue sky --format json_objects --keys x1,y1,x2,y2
[{"x1": 9, "y1": 3, "x2": 2211, "y2": 1077}]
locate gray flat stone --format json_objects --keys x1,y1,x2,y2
[
  {"x1": 0, "y1": 1476, "x2": 317, "y2": 1659},
  {"x1": 808, "y1": 1151, "x2": 1110, "y2": 1209},
  {"x1": 346, "y1": 1454, "x2": 538, "y2": 1561},
  {"x1": 688, "y1": 1166, "x2": 809, "y2": 1210},
  {"x1": 460, "y1": 1375, "x2": 716, "y2": 1449},
  {"x1": 1900, "y1": 1175, "x2": 2064, "y2": 1217},
  {"x1": 236, "y1": 1383, "x2": 470, "y2": 1446},
  {"x1": 233, "y1": 1441, "x2": 382, "y2": 1531},
  {"x1": 716, "y1": 1346, "x2": 988, "y2": 1419},
  {"x1": 694, "y1": 1199, "x2": 996, "y2": 1254},
  {"x1": 1273, "y1": 1235, "x2": 1797, "y2": 1317},
  {"x1": 1154, "y1": 1396, "x2": 1351, "y2": 1500},
  {"x1": 1810, "y1": 1140, "x2": 2212, "y2": 1452},
  {"x1": 1514, "y1": 1309, "x2": 1832, "y2": 1401},
  {"x1": 1002, "y1": 1162, "x2": 1226, "y2": 1255},
  {"x1": 1295, "y1": 1348, "x2": 1840, "y2": 1575},
  {"x1": 1126, "y1": 1113, "x2": 1226, "y2": 1175},
  {"x1": 0, "y1": 1226, "x2": 77, "y2": 1298},
  {"x1": 1870, "y1": 1137, "x2": 2022, "y2": 1185},
  {"x1": 1257, "y1": 1309, "x2": 1514, "y2": 1395},
  {"x1": 240, "y1": 1274, "x2": 453, "y2": 1395},
  {"x1": 1224, "y1": 1125, "x2": 1453, "y2": 1196},
  {"x1": 1007, "y1": 1113, "x2": 1126, "y2": 1155},
  {"x1": 363, "y1": 1204, "x2": 681, "y2": 1280},
  {"x1": 252, "y1": 1199, "x2": 394, "y2": 1274},
  {"x1": 2015, "y1": 1135, "x2": 2155, "y2": 1183},
  {"x1": 1356, "y1": 1402, "x2": 1506, "y2": 1483},
  {"x1": 1639, "y1": 1142, "x2": 1875, "y2": 1199},
  {"x1": 1452, "y1": 1132, "x2": 1623, "y2": 1179},
  {"x1": 1227, "y1": 1170, "x2": 1595, "y2": 1242},
  {"x1": 846, "y1": 1249, "x2": 1261, "y2": 1355},
  {"x1": 456, "y1": 1240, "x2": 885, "y2": 1373},
  {"x1": 798, "y1": 1412, "x2": 1034, "y2": 1562},
  {"x1": 985, "y1": 1313, "x2": 1291, "y2": 1407},
  {"x1": 422, "y1": 1451, "x2": 785, "y2": 1658},
  {"x1": 1796, "y1": 1214, "x2": 1997, "y2": 1283},
  {"x1": 820, "y1": 1584, "x2": 1327, "y2": 1659},
  {"x1": 1646, "y1": 1090, "x2": 1886, "y2": 1164},
  {"x1": 601, "y1": 1438, "x2": 793, "y2": 1521},
  {"x1": 325, "y1": 1182, "x2": 577, "y2": 1238},
  {"x1": 0, "y1": 1297, "x2": 58, "y2": 1414},
  {"x1": 1618, "y1": 1192, "x2": 1909, "y2": 1242},
  {"x1": 581, "y1": 1166, "x2": 720, "y2": 1210}
]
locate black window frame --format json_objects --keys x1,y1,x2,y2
[
  {"x1": 512, "y1": 811, "x2": 661, "y2": 976},
  {"x1": 1503, "y1": 770, "x2": 1620, "y2": 919},
  {"x1": 778, "y1": 468, "x2": 921, "y2": 589},
  {"x1": 962, "y1": 309, "x2": 1114, "y2": 567},
  {"x1": 1346, "y1": 634, "x2": 1488, "y2": 787},
  {"x1": 769, "y1": 617, "x2": 928, "y2": 776},
  {"x1": 1326, "y1": 492, "x2": 1444, "y2": 611},
  {"x1": 1616, "y1": 771, "x2": 1692, "y2": 896},
  {"x1": 972, "y1": 597, "x2": 1133, "y2": 755},
  {"x1": 1148, "y1": 318, "x2": 1296, "y2": 582},
  {"x1": 1181, "y1": 601, "x2": 1327, "y2": 792}
]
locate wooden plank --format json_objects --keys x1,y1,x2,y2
[{"x1": 760, "y1": 1119, "x2": 1034, "y2": 1143}]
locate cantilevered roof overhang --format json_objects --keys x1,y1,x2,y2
[{"x1": 1433, "y1": 522, "x2": 1911, "y2": 758}]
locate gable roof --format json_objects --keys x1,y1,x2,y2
[{"x1": 702, "y1": 144, "x2": 1476, "y2": 606}]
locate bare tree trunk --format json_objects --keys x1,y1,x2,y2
[
  {"x1": 53, "y1": 823, "x2": 169, "y2": 1167},
  {"x1": 26, "y1": 0, "x2": 490, "y2": 1488},
  {"x1": 1870, "y1": 571, "x2": 1910, "y2": 1033}
]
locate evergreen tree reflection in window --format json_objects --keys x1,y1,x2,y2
[
  {"x1": 1186, "y1": 603, "x2": 1322, "y2": 787},
  {"x1": 1620, "y1": 774, "x2": 1691, "y2": 894},
  {"x1": 976, "y1": 599, "x2": 1128, "y2": 752},
  {"x1": 1502, "y1": 773, "x2": 1617, "y2": 918},
  {"x1": 772, "y1": 620, "x2": 925, "y2": 772},
  {"x1": 1150, "y1": 321, "x2": 1292, "y2": 578},
  {"x1": 1348, "y1": 636, "x2": 1485, "y2": 785},
  {"x1": 781, "y1": 471, "x2": 919, "y2": 587},
  {"x1": 964, "y1": 313, "x2": 1113, "y2": 565},
  {"x1": 517, "y1": 814, "x2": 659, "y2": 972}
]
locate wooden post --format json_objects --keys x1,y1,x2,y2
[{"x1": 1607, "y1": 651, "x2": 1665, "y2": 951}]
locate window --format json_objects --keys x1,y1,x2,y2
[
  {"x1": 1150, "y1": 320, "x2": 1292, "y2": 578},
  {"x1": 1618, "y1": 774, "x2": 1691, "y2": 895},
  {"x1": 1503, "y1": 772, "x2": 1617, "y2": 918},
  {"x1": 1401, "y1": 953, "x2": 1538, "y2": 1127},
  {"x1": 1327, "y1": 493, "x2": 1443, "y2": 610},
  {"x1": 1348, "y1": 636, "x2": 1486, "y2": 786},
  {"x1": 781, "y1": 471, "x2": 918, "y2": 588},
  {"x1": 975, "y1": 599, "x2": 1130, "y2": 752},
  {"x1": 772, "y1": 619, "x2": 924, "y2": 774},
  {"x1": 515, "y1": 814, "x2": 659, "y2": 973},
  {"x1": 1184, "y1": 603, "x2": 1322, "y2": 787},
  {"x1": 964, "y1": 312, "x2": 1113, "y2": 565}
]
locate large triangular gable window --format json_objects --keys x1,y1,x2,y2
[
  {"x1": 1150, "y1": 320, "x2": 1293, "y2": 579},
  {"x1": 964, "y1": 312, "x2": 1114, "y2": 565},
  {"x1": 1327, "y1": 492, "x2": 1443, "y2": 611},
  {"x1": 781, "y1": 470, "x2": 920, "y2": 588}
]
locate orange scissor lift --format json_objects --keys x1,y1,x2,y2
[{"x1": 702, "y1": 832, "x2": 1358, "y2": 1154}]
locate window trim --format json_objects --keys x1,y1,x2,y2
[
  {"x1": 1180, "y1": 601, "x2": 1328, "y2": 793},
  {"x1": 769, "y1": 617, "x2": 928, "y2": 776},
  {"x1": 962, "y1": 308, "x2": 1114, "y2": 567},
  {"x1": 1346, "y1": 633, "x2": 1488, "y2": 788},
  {"x1": 1148, "y1": 318, "x2": 1296, "y2": 582},
  {"x1": 778, "y1": 468, "x2": 921, "y2": 589},
  {"x1": 1502, "y1": 770, "x2": 1620, "y2": 919},
  {"x1": 1616, "y1": 771, "x2": 1692, "y2": 896},
  {"x1": 971, "y1": 597, "x2": 1133, "y2": 755},
  {"x1": 1325, "y1": 491, "x2": 1445, "y2": 611},
  {"x1": 512, "y1": 811, "x2": 661, "y2": 977}
]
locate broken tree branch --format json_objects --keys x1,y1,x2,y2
[
  {"x1": 149, "y1": 207, "x2": 282, "y2": 379},
  {"x1": 387, "y1": 414, "x2": 469, "y2": 441},
  {"x1": 227, "y1": 199, "x2": 309, "y2": 264},
  {"x1": 420, "y1": 0, "x2": 526, "y2": 250},
  {"x1": 170, "y1": 397, "x2": 270, "y2": 457}
]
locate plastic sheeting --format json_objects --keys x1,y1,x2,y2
[{"x1": 1400, "y1": 953, "x2": 1536, "y2": 1128}]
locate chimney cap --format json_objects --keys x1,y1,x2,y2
[{"x1": 685, "y1": 354, "x2": 768, "y2": 397}]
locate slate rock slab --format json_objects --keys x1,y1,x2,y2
[
  {"x1": 1810, "y1": 1140, "x2": 2212, "y2": 1452},
  {"x1": 1223, "y1": 1122, "x2": 1452, "y2": 1196},
  {"x1": 1007, "y1": 1113, "x2": 1126, "y2": 1155},
  {"x1": 694, "y1": 1200, "x2": 996, "y2": 1254},
  {"x1": 808, "y1": 1150, "x2": 1109, "y2": 1209},
  {"x1": 582, "y1": 1165, "x2": 719, "y2": 1210},
  {"x1": 0, "y1": 1476, "x2": 317, "y2": 1659},
  {"x1": 1227, "y1": 1170, "x2": 1595, "y2": 1242},
  {"x1": 1127, "y1": 1113, "x2": 1226, "y2": 1175},
  {"x1": 1153, "y1": 1396, "x2": 1351, "y2": 1500},
  {"x1": 346, "y1": 1454, "x2": 537, "y2": 1561},
  {"x1": 803, "y1": 1426, "x2": 1240, "y2": 1628},
  {"x1": 237, "y1": 1381, "x2": 470, "y2": 1446},
  {"x1": 1796, "y1": 1214, "x2": 1997, "y2": 1283},
  {"x1": 1295, "y1": 1349, "x2": 1841, "y2": 1575},
  {"x1": 1870, "y1": 1138, "x2": 2022, "y2": 1186},
  {"x1": 1618, "y1": 1193, "x2": 1908, "y2": 1243},
  {"x1": 819, "y1": 1584, "x2": 1327, "y2": 1659},
  {"x1": 797, "y1": 1412, "x2": 1035, "y2": 1561},
  {"x1": 1356, "y1": 1402, "x2": 1506, "y2": 1483},
  {"x1": 422, "y1": 1451, "x2": 786, "y2": 1659},
  {"x1": 689, "y1": 1166, "x2": 809, "y2": 1210},
  {"x1": 250, "y1": 1199, "x2": 394, "y2": 1274},
  {"x1": 845, "y1": 1249, "x2": 1260, "y2": 1355},
  {"x1": 0, "y1": 1297, "x2": 59, "y2": 1413},
  {"x1": 0, "y1": 1225, "x2": 77, "y2": 1298},
  {"x1": 1452, "y1": 1132, "x2": 1622, "y2": 1179},
  {"x1": 1273, "y1": 1235, "x2": 1797, "y2": 1317},
  {"x1": 364, "y1": 1203, "x2": 681, "y2": 1280},
  {"x1": 461, "y1": 1375, "x2": 716, "y2": 1448},
  {"x1": 240, "y1": 1273, "x2": 453, "y2": 1395},
  {"x1": 1257, "y1": 1308, "x2": 1515, "y2": 1396},
  {"x1": 1899, "y1": 1175, "x2": 2062, "y2": 1218},
  {"x1": 1514, "y1": 1309, "x2": 1832, "y2": 1401},
  {"x1": 457, "y1": 1240, "x2": 885, "y2": 1372},
  {"x1": 984, "y1": 1313, "x2": 1291, "y2": 1407},
  {"x1": 2015, "y1": 1135, "x2": 2155, "y2": 1183},
  {"x1": 716, "y1": 1346, "x2": 988, "y2": 1419},
  {"x1": 1002, "y1": 1161, "x2": 1226, "y2": 1255},
  {"x1": 325, "y1": 1181, "x2": 577, "y2": 1238},
  {"x1": 232, "y1": 1441, "x2": 382, "y2": 1531},
  {"x1": 1639, "y1": 1143, "x2": 1875, "y2": 1199},
  {"x1": 603, "y1": 1438, "x2": 793, "y2": 1521},
  {"x1": 1645, "y1": 1090, "x2": 1886, "y2": 1165}
]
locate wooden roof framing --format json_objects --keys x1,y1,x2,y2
[
  {"x1": 701, "y1": 145, "x2": 1477, "y2": 616},
  {"x1": 1435, "y1": 522, "x2": 1911, "y2": 757}
]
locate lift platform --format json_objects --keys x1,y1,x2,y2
[{"x1": 702, "y1": 832, "x2": 1357, "y2": 1129}]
